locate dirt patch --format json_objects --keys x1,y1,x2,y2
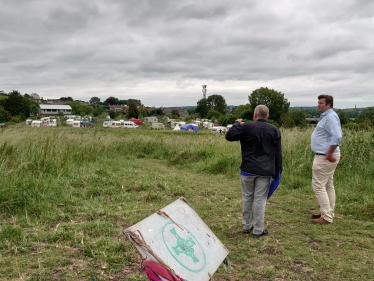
[
  {"x1": 289, "y1": 260, "x2": 314, "y2": 274},
  {"x1": 308, "y1": 238, "x2": 320, "y2": 250}
]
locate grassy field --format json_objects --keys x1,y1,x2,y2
[{"x1": 0, "y1": 124, "x2": 373, "y2": 281}]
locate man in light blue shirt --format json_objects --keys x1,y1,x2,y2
[{"x1": 310, "y1": 95, "x2": 342, "y2": 224}]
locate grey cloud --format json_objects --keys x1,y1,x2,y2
[{"x1": 1, "y1": 0, "x2": 374, "y2": 108}]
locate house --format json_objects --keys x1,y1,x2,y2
[
  {"x1": 109, "y1": 105, "x2": 125, "y2": 112},
  {"x1": 39, "y1": 104, "x2": 72, "y2": 116}
]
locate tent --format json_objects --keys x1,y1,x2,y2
[{"x1": 180, "y1": 124, "x2": 199, "y2": 132}]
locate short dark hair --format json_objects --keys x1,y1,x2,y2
[{"x1": 318, "y1": 95, "x2": 334, "y2": 108}]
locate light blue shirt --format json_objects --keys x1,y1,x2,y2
[{"x1": 311, "y1": 108, "x2": 342, "y2": 155}]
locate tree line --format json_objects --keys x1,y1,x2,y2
[{"x1": 1, "y1": 88, "x2": 373, "y2": 129}]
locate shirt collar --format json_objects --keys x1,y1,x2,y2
[
  {"x1": 255, "y1": 118, "x2": 267, "y2": 122},
  {"x1": 321, "y1": 108, "x2": 333, "y2": 117}
]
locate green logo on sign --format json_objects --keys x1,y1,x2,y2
[{"x1": 162, "y1": 222, "x2": 206, "y2": 273}]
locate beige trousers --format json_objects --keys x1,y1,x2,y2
[{"x1": 312, "y1": 154, "x2": 340, "y2": 223}]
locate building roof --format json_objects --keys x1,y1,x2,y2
[{"x1": 39, "y1": 104, "x2": 72, "y2": 110}]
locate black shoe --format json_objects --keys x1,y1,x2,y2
[
  {"x1": 243, "y1": 226, "x2": 253, "y2": 234},
  {"x1": 252, "y1": 229, "x2": 268, "y2": 238}
]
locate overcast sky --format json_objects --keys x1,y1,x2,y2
[{"x1": 1, "y1": 0, "x2": 374, "y2": 108}]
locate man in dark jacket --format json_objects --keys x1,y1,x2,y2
[{"x1": 225, "y1": 105, "x2": 282, "y2": 238}]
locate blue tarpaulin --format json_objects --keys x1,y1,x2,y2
[{"x1": 180, "y1": 124, "x2": 199, "y2": 132}]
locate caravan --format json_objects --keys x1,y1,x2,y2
[
  {"x1": 49, "y1": 119, "x2": 57, "y2": 126},
  {"x1": 103, "y1": 121, "x2": 121, "y2": 128},
  {"x1": 109, "y1": 121, "x2": 122, "y2": 128},
  {"x1": 211, "y1": 126, "x2": 227, "y2": 134},
  {"x1": 152, "y1": 123, "x2": 165, "y2": 129},
  {"x1": 31, "y1": 120, "x2": 42, "y2": 127},
  {"x1": 72, "y1": 120, "x2": 81, "y2": 128}
]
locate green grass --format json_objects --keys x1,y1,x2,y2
[{"x1": 0, "y1": 125, "x2": 373, "y2": 280}]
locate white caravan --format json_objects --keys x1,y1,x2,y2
[
  {"x1": 31, "y1": 120, "x2": 42, "y2": 127},
  {"x1": 103, "y1": 121, "x2": 121, "y2": 128},
  {"x1": 211, "y1": 126, "x2": 227, "y2": 134},
  {"x1": 151, "y1": 122, "x2": 165, "y2": 129},
  {"x1": 72, "y1": 120, "x2": 81, "y2": 127}
]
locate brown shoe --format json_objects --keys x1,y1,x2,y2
[
  {"x1": 311, "y1": 213, "x2": 321, "y2": 219},
  {"x1": 312, "y1": 217, "x2": 331, "y2": 224}
]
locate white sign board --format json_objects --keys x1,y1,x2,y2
[{"x1": 124, "y1": 197, "x2": 229, "y2": 281}]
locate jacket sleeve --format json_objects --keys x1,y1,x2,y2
[{"x1": 225, "y1": 121, "x2": 243, "y2": 142}]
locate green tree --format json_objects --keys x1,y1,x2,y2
[
  {"x1": 0, "y1": 105, "x2": 8, "y2": 123},
  {"x1": 67, "y1": 101, "x2": 83, "y2": 115},
  {"x1": 248, "y1": 87, "x2": 290, "y2": 123},
  {"x1": 344, "y1": 109, "x2": 360, "y2": 119},
  {"x1": 105, "y1": 96, "x2": 119, "y2": 105},
  {"x1": 138, "y1": 107, "x2": 148, "y2": 117},
  {"x1": 80, "y1": 104, "x2": 94, "y2": 116},
  {"x1": 1, "y1": 90, "x2": 30, "y2": 119},
  {"x1": 356, "y1": 107, "x2": 374, "y2": 125},
  {"x1": 218, "y1": 114, "x2": 237, "y2": 126},
  {"x1": 89, "y1": 97, "x2": 101, "y2": 105},
  {"x1": 187, "y1": 108, "x2": 196, "y2": 115},
  {"x1": 279, "y1": 113, "x2": 294, "y2": 128},
  {"x1": 128, "y1": 102, "x2": 139, "y2": 118},
  {"x1": 171, "y1": 108, "x2": 180, "y2": 118},
  {"x1": 206, "y1": 109, "x2": 221, "y2": 120},
  {"x1": 233, "y1": 104, "x2": 251, "y2": 117},
  {"x1": 149, "y1": 107, "x2": 164, "y2": 116},
  {"x1": 196, "y1": 98, "x2": 209, "y2": 118},
  {"x1": 60, "y1": 97, "x2": 74, "y2": 102},
  {"x1": 28, "y1": 101, "x2": 39, "y2": 116},
  {"x1": 93, "y1": 106, "x2": 104, "y2": 117},
  {"x1": 337, "y1": 110, "x2": 349, "y2": 125},
  {"x1": 288, "y1": 109, "x2": 307, "y2": 127},
  {"x1": 207, "y1": 95, "x2": 227, "y2": 114},
  {"x1": 108, "y1": 110, "x2": 116, "y2": 119},
  {"x1": 127, "y1": 99, "x2": 142, "y2": 106}
]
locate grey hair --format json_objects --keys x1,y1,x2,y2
[{"x1": 254, "y1": 105, "x2": 269, "y2": 118}]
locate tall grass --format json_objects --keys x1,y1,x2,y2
[
  {"x1": 0, "y1": 125, "x2": 373, "y2": 280},
  {"x1": 1, "y1": 126, "x2": 373, "y2": 220}
]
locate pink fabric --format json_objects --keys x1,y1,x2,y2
[
  {"x1": 142, "y1": 258, "x2": 176, "y2": 281},
  {"x1": 144, "y1": 267, "x2": 163, "y2": 281}
]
